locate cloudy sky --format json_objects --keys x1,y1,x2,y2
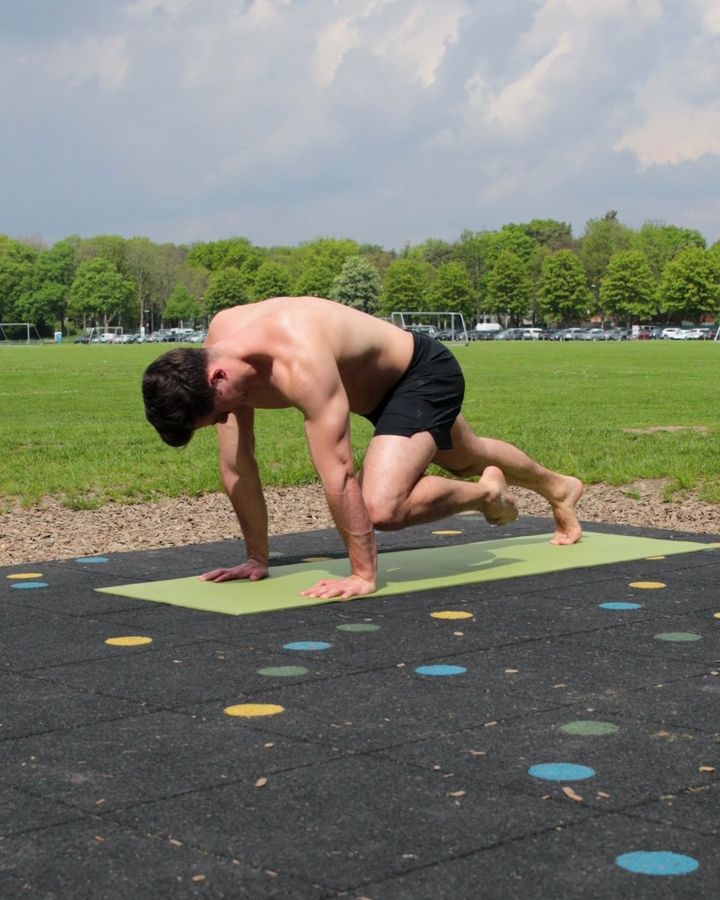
[{"x1": 2, "y1": 0, "x2": 720, "y2": 249}]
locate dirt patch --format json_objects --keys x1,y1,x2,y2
[
  {"x1": 2, "y1": 479, "x2": 719, "y2": 566},
  {"x1": 623, "y1": 425, "x2": 710, "y2": 435}
]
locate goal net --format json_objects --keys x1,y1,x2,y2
[
  {"x1": 390, "y1": 311, "x2": 469, "y2": 345},
  {"x1": 85, "y1": 326, "x2": 124, "y2": 344},
  {"x1": 0, "y1": 323, "x2": 42, "y2": 344}
]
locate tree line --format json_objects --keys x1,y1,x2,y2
[{"x1": 1, "y1": 211, "x2": 719, "y2": 336}]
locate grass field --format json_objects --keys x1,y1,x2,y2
[{"x1": 1, "y1": 341, "x2": 718, "y2": 509}]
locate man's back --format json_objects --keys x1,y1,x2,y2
[{"x1": 205, "y1": 297, "x2": 415, "y2": 416}]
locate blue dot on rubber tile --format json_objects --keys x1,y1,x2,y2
[
  {"x1": 76, "y1": 556, "x2": 110, "y2": 564},
  {"x1": 528, "y1": 763, "x2": 596, "y2": 781},
  {"x1": 10, "y1": 581, "x2": 49, "y2": 590},
  {"x1": 616, "y1": 851, "x2": 699, "y2": 876},
  {"x1": 599, "y1": 602, "x2": 642, "y2": 611},
  {"x1": 415, "y1": 664, "x2": 467, "y2": 677},
  {"x1": 283, "y1": 641, "x2": 332, "y2": 651}
]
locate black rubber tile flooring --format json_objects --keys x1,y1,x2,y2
[{"x1": 1, "y1": 514, "x2": 719, "y2": 899}]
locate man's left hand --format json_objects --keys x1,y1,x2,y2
[
  {"x1": 300, "y1": 574, "x2": 376, "y2": 601},
  {"x1": 199, "y1": 559, "x2": 269, "y2": 583}
]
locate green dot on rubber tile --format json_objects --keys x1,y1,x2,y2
[
  {"x1": 655, "y1": 632, "x2": 702, "y2": 642},
  {"x1": 336, "y1": 623, "x2": 381, "y2": 632},
  {"x1": 560, "y1": 720, "x2": 619, "y2": 736},
  {"x1": 257, "y1": 666, "x2": 309, "y2": 677}
]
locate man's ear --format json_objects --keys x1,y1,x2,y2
[{"x1": 208, "y1": 366, "x2": 227, "y2": 387}]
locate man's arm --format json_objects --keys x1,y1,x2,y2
[
  {"x1": 300, "y1": 384, "x2": 378, "y2": 600},
  {"x1": 200, "y1": 406, "x2": 270, "y2": 583}
]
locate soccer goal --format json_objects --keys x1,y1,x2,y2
[
  {"x1": 0, "y1": 322, "x2": 42, "y2": 344},
  {"x1": 86, "y1": 326, "x2": 124, "y2": 344},
  {"x1": 390, "y1": 311, "x2": 469, "y2": 345}
]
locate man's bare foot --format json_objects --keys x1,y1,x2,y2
[
  {"x1": 478, "y1": 466, "x2": 519, "y2": 526},
  {"x1": 549, "y1": 475, "x2": 584, "y2": 545}
]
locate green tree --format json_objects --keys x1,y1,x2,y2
[
  {"x1": 0, "y1": 236, "x2": 38, "y2": 320},
  {"x1": 659, "y1": 248, "x2": 720, "y2": 322},
  {"x1": 12, "y1": 238, "x2": 79, "y2": 332},
  {"x1": 187, "y1": 237, "x2": 261, "y2": 274},
  {"x1": 523, "y1": 219, "x2": 574, "y2": 250},
  {"x1": 454, "y1": 230, "x2": 489, "y2": 293},
  {"x1": 15, "y1": 281, "x2": 67, "y2": 333},
  {"x1": 252, "y1": 261, "x2": 292, "y2": 301},
  {"x1": 634, "y1": 223, "x2": 705, "y2": 282},
  {"x1": 485, "y1": 250, "x2": 533, "y2": 326},
  {"x1": 293, "y1": 238, "x2": 359, "y2": 297},
  {"x1": 540, "y1": 250, "x2": 591, "y2": 324},
  {"x1": 76, "y1": 235, "x2": 128, "y2": 274},
  {"x1": 599, "y1": 251, "x2": 657, "y2": 323},
  {"x1": 580, "y1": 211, "x2": 634, "y2": 290},
  {"x1": 404, "y1": 238, "x2": 455, "y2": 267},
  {"x1": 491, "y1": 226, "x2": 539, "y2": 268},
  {"x1": 379, "y1": 258, "x2": 433, "y2": 317},
  {"x1": 164, "y1": 284, "x2": 204, "y2": 325},
  {"x1": 330, "y1": 256, "x2": 381, "y2": 313},
  {"x1": 426, "y1": 261, "x2": 475, "y2": 321},
  {"x1": 126, "y1": 237, "x2": 156, "y2": 335},
  {"x1": 358, "y1": 244, "x2": 397, "y2": 283},
  {"x1": 205, "y1": 267, "x2": 248, "y2": 316},
  {"x1": 68, "y1": 258, "x2": 135, "y2": 329},
  {"x1": 476, "y1": 226, "x2": 541, "y2": 317},
  {"x1": 150, "y1": 243, "x2": 198, "y2": 332}
]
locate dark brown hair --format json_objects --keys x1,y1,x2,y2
[{"x1": 142, "y1": 348, "x2": 215, "y2": 446}]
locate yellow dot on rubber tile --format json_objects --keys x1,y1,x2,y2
[
  {"x1": 104, "y1": 636, "x2": 153, "y2": 647},
  {"x1": 714, "y1": 613, "x2": 720, "y2": 620},
  {"x1": 629, "y1": 581, "x2": 666, "y2": 589},
  {"x1": 224, "y1": 703, "x2": 285, "y2": 718},
  {"x1": 7, "y1": 573, "x2": 43, "y2": 580},
  {"x1": 432, "y1": 530, "x2": 463, "y2": 536},
  {"x1": 302, "y1": 556, "x2": 331, "y2": 563},
  {"x1": 644, "y1": 556, "x2": 666, "y2": 561},
  {"x1": 431, "y1": 611, "x2": 474, "y2": 620}
]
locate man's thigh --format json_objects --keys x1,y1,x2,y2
[{"x1": 361, "y1": 431, "x2": 438, "y2": 502}]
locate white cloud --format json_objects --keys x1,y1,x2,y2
[
  {"x1": 374, "y1": 3, "x2": 468, "y2": 86},
  {"x1": 486, "y1": 29, "x2": 575, "y2": 132},
  {"x1": 1, "y1": 0, "x2": 719, "y2": 246},
  {"x1": 690, "y1": 0, "x2": 720, "y2": 35},
  {"x1": 616, "y1": 99, "x2": 720, "y2": 167},
  {"x1": 125, "y1": 0, "x2": 191, "y2": 21},
  {"x1": 24, "y1": 34, "x2": 129, "y2": 91},
  {"x1": 312, "y1": 16, "x2": 360, "y2": 86},
  {"x1": 312, "y1": 1, "x2": 467, "y2": 87}
]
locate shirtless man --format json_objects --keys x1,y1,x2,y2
[{"x1": 142, "y1": 296, "x2": 583, "y2": 600}]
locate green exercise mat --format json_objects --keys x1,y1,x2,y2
[{"x1": 96, "y1": 531, "x2": 715, "y2": 616}]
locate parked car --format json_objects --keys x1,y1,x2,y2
[
  {"x1": 701, "y1": 325, "x2": 719, "y2": 340},
  {"x1": 169, "y1": 328, "x2": 195, "y2": 341},
  {"x1": 495, "y1": 328, "x2": 527, "y2": 340},
  {"x1": 579, "y1": 328, "x2": 607, "y2": 341},
  {"x1": 553, "y1": 328, "x2": 586, "y2": 341},
  {"x1": 679, "y1": 328, "x2": 705, "y2": 340},
  {"x1": 189, "y1": 330, "x2": 208, "y2": 343},
  {"x1": 404, "y1": 324, "x2": 438, "y2": 338},
  {"x1": 661, "y1": 327, "x2": 684, "y2": 340},
  {"x1": 605, "y1": 328, "x2": 628, "y2": 341}
]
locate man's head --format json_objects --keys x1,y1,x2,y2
[{"x1": 142, "y1": 347, "x2": 215, "y2": 446}]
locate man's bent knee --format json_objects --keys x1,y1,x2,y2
[{"x1": 364, "y1": 497, "x2": 407, "y2": 531}]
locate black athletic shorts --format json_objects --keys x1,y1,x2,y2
[{"x1": 363, "y1": 332, "x2": 465, "y2": 450}]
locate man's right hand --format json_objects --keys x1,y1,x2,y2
[{"x1": 199, "y1": 559, "x2": 269, "y2": 583}]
